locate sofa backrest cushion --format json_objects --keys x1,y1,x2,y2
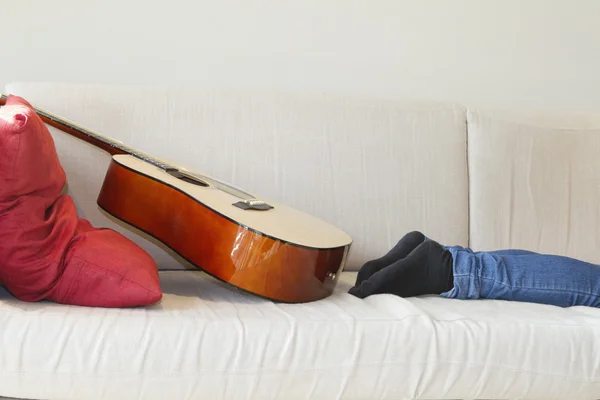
[
  {"x1": 467, "y1": 109, "x2": 600, "y2": 263},
  {"x1": 5, "y1": 82, "x2": 470, "y2": 270}
]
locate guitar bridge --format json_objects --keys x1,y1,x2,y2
[{"x1": 233, "y1": 199, "x2": 274, "y2": 211}]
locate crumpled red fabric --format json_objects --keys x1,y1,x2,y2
[{"x1": 0, "y1": 95, "x2": 162, "y2": 307}]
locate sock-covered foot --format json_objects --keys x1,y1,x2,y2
[
  {"x1": 355, "y1": 231, "x2": 426, "y2": 286},
  {"x1": 349, "y1": 239, "x2": 454, "y2": 299}
]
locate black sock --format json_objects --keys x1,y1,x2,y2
[
  {"x1": 354, "y1": 231, "x2": 426, "y2": 286},
  {"x1": 348, "y1": 239, "x2": 454, "y2": 299}
]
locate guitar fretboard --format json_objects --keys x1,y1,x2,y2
[{"x1": 1, "y1": 93, "x2": 172, "y2": 171}]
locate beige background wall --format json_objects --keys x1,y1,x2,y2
[{"x1": 2, "y1": 0, "x2": 599, "y2": 111}]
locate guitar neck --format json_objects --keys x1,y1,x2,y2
[
  {"x1": 0, "y1": 94, "x2": 272, "y2": 206},
  {"x1": 0, "y1": 93, "x2": 172, "y2": 170}
]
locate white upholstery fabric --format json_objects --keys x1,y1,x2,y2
[
  {"x1": 4, "y1": 83, "x2": 600, "y2": 400},
  {"x1": 4, "y1": 82, "x2": 469, "y2": 271},
  {"x1": 0, "y1": 271, "x2": 599, "y2": 400},
  {"x1": 467, "y1": 109, "x2": 600, "y2": 263}
]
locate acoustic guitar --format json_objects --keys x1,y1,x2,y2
[{"x1": 0, "y1": 94, "x2": 352, "y2": 303}]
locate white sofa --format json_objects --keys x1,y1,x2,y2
[{"x1": 1, "y1": 82, "x2": 599, "y2": 400}]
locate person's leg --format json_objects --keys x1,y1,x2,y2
[
  {"x1": 349, "y1": 239, "x2": 454, "y2": 298},
  {"x1": 354, "y1": 231, "x2": 426, "y2": 286},
  {"x1": 441, "y1": 249, "x2": 600, "y2": 308}
]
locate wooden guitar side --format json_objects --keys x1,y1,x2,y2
[{"x1": 97, "y1": 158, "x2": 349, "y2": 303}]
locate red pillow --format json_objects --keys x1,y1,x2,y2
[{"x1": 0, "y1": 95, "x2": 162, "y2": 307}]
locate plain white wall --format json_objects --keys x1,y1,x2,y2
[{"x1": 1, "y1": 0, "x2": 600, "y2": 111}]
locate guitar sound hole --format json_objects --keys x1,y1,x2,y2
[{"x1": 165, "y1": 169, "x2": 209, "y2": 187}]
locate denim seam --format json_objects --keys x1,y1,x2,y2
[{"x1": 480, "y1": 276, "x2": 599, "y2": 298}]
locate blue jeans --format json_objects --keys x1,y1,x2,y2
[{"x1": 439, "y1": 245, "x2": 600, "y2": 308}]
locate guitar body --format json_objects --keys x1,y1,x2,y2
[{"x1": 97, "y1": 155, "x2": 352, "y2": 303}]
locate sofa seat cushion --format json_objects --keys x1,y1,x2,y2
[{"x1": 0, "y1": 271, "x2": 598, "y2": 400}]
